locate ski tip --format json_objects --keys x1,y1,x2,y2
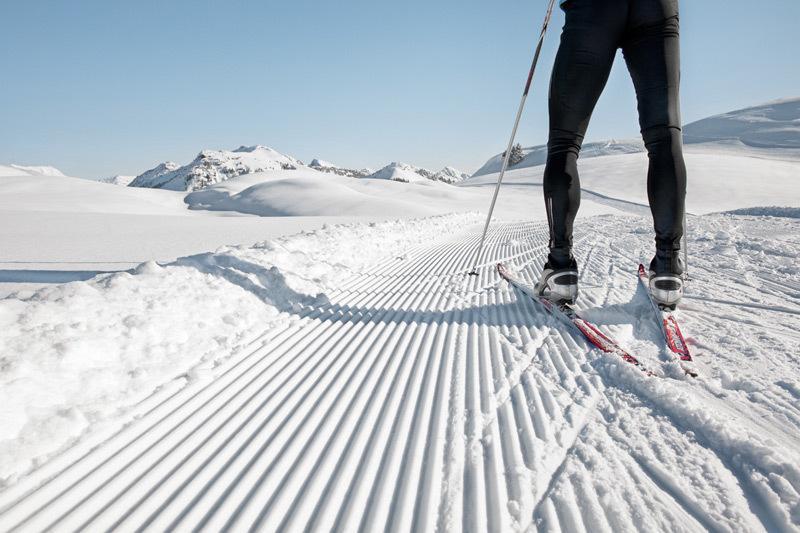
[{"x1": 638, "y1": 263, "x2": 646, "y2": 276}]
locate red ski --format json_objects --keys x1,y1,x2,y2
[
  {"x1": 498, "y1": 262, "x2": 652, "y2": 375},
  {"x1": 637, "y1": 264, "x2": 697, "y2": 377}
]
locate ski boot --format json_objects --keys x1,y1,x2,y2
[
  {"x1": 648, "y1": 248, "x2": 684, "y2": 310},
  {"x1": 535, "y1": 258, "x2": 578, "y2": 304}
]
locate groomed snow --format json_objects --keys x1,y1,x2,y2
[
  {"x1": 0, "y1": 213, "x2": 485, "y2": 485},
  {"x1": 1, "y1": 213, "x2": 798, "y2": 531}
]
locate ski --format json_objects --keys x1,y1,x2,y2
[
  {"x1": 497, "y1": 262, "x2": 652, "y2": 375},
  {"x1": 637, "y1": 264, "x2": 698, "y2": 377}
]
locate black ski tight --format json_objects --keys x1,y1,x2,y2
[{"x1": 544, "y1": 0, "x2": 686, "y2": 267}]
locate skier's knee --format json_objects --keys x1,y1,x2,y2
[
  {"x1": 642, "y1": 125, "x2": 682, "y2": 157},
  {"x1": 547, "y1": 130, "x2": 583, "y2": 158}
]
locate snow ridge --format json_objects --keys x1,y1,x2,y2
[{"x1": 5, "y1": 165, "x2": 66, "y2": 177}]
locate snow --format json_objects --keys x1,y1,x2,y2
[
  {"x1": 2, "y1": 213, "x2": 799, "y2": 530},
  {"x1": 0, "y1": 169, "x2": 387, "y2": 298},
  {"x1": 683, "y1": 96, "x2": 800, "y2": 149},
  {"x1": 0, "y1": 213, "x2": 484, "y2": 485},
  {"x1": 1, "y1": 165, "x2": 66, "y2": 177},
  {"x1": 2, "y1": 98, "x2": 800, "y2": 530}
]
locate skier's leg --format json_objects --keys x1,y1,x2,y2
[
  {"x1": 622, "y1": 1, "x2": 686, "y2": 266},
  {"x1": 622, "y1": 0, "x2": 686, "y2": 306},
  {"x1": 545, "y1": 0, "x2": 625, "y2": 268}
]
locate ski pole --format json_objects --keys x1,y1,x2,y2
[{"x1": 469, "y1": 0, "x2": 557, "y2": 276}]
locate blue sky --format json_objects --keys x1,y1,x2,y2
[{"x1": 1, "y1": 0, "x2": 798, "y2": 178}]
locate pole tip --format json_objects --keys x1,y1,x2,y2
[{"x1": 468, "y1": 270, "x2": 479, "y2": 277}]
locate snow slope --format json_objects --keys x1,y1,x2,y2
[
  {"x1": 472, "y1": 97, "x2": 800, "y2": 177},
  {"x1": 0, "y1": 165, "x2": 66, "y2": 178},
  {"x1": 472, "y1": 139, "x2": 644, "y2": 178},
  {"x1": 0, "y1": 168, "x2": 384, "y2": 297},
  {"x1": 1, "y1": 213, "x2": 798, "y2": 531},
  {"x1": 683, "y1": 96, "x2": 800, "y2": 149},
  {"x1": 464, "y1": 145, "x2": 800, "y2": 215}
]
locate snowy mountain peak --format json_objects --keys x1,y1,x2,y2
[
  {"x1": 308, "y1": 158, "x2": 370, "y2": 178},
  {"x1": 364, "y1": 162, "x2": 470, "y2": 184},
  {"x1": 97, "y1": 174, "x2": 136, "y2": 186},
  {"x1": 366, "y1": 162, "x2": 434, "y2": 183},
  {"x1": 310, "y1": 158, "x2": 338, "y2": 169},
  {"x1": 432, "y1": 166, "x2": 470, "y2": 184},
  {"x1": 129, "y1": 146, "x2": 303, "y2": 191}
]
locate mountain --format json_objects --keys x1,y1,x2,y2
[
  {"x1": 431, "y1": 166, "x2": 471, "y2": 184},
  {"x1": 365, "y1": 162, "x2": 434, "y2": 183},
  {"x1": 309, "y1": 158, "x2": 371, "y2": 178},
  {"x1": 472, "y1": 97, "x2": 800, "y2": 178},
  {"x1": 128, "y1": 146, "x2": 303, "y2": 191},
  {"x1": 683, "y1": 97, "x2": 800, "y2": 148}
]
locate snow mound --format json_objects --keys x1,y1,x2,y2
[
  {"x1": 129, "y1": 146, "x2": 303, "y2": 191},
  {"x1": 0, "y1": 212, "x2": 483, "y2": 483},
  {"x1": 309, "y1": 158, "x2": 370, "y2": 178},
  {"x1": 683, "y1": 97, "x2": 800, "y2": 148},
  {"x1": 0, "y1": 165, "x2": 66, "y2": 177},
  {"x1": 185, "y1": 168, "x2": 432, "y2": 217}
]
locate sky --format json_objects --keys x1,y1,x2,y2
[{"x1": 1, "y1": 0, "x2": 798, "y2": 178}]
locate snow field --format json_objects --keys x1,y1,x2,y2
[{"x1": 1, "y1": 214, "x2": 798, "y2": 531}]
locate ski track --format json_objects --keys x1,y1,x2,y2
[{"x1": 1, "y1": 217, "x2": 800, "y2": 532}]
